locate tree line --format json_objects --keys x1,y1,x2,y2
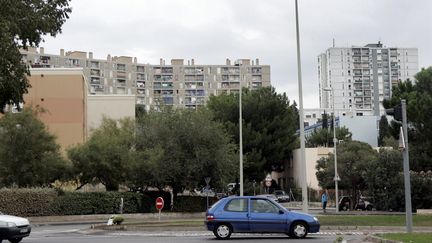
[{"x1": 0, "y1": 87, "x2": 299, "y2": 195}]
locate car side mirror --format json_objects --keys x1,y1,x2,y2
[{"x1": 279, "y1": 210, "x2": 285, "y2": 214}]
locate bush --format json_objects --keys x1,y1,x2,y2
[
  {"x1": 112, "y1": 215, "x2": 124, "y2": 225},
  {"x1": 56, "y1": 191, "x2": 153, "y2": 215},
  {"x1": 0, "y1": 188, "x2": 59, "y2": 216},
  {"x1": 0, "y1": 188, "x2": 154, "y2": 216},
  {"x1": 172, "y1": 196, "x2": 218, "y2": 212}
]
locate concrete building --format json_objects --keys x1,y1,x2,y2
[
  {"x1": 24, "y1": 68, "x2": 88, "y2": 152},
  {"x1": 20, "y1": 47, "x2": 271, "y2": 111},
  {"x1": 318, "y1": 42, "x2": 418, "y2": 116},
  {"x1": 87, "y1": 95, "x2": 136, "y2": 133},
  {"x1": 272, "y1": 147, "x2": 332, "y2": 191}
]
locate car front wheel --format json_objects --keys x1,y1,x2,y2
[
  {"x1": 213, "y1": 224, "x2": 232, "y2": 240},
  {"x1": 290, "y1": 221, "x2": 308, "y2": 238},
  {"x1": 8, "y1": 238, "x2": 23, "y2": 243}
]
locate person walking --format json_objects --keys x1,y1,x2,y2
[{"x1": 321, "y1": 189, "x2": 328, "y2": 213}]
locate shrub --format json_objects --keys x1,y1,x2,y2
[
  {"x1": 56, "y1": 192, "x2": 153, "y2": 215},
  {"x1": 0, "y1": 188, "x2": 154, "y2": 216},
  {"x1": 112, "y1": 215, "x2": 124, "y2": 225},
  {"x1": 0, "y1": 188, "x2": 59, "y2": 216},
  {"x1": 172, "y1": 196, "x2": 218, "y2": 212}
]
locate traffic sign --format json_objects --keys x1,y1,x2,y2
[{"x1": 156, "y1": 197, "x2": 164, "y2": 210}]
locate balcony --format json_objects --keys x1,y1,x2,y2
[
  {"x1": 90, "y1": 69, "x2": 100, "y2": 76},
  {"x1": 184, "y1": 67, "x2": 204, "y2": 75},
  {"x1": 154, "y1": 75, "x2": 173, "y2": 82},
  {"x1": 222, "y1": 75, "x2": 240, "y2": 82},
  {"x1": 185, "y1": 75, "x2": 204, "y2": 82},
  {"x1": 116, "y1": 79, "x2": 126, "y2": 87},
  {"x1": 90, "y1": 85, "x2": 104, "y2": 93},
  {"x1": 137, "y1": 89, "x2": 145, "y2": 96},
  {"x1": 90, "y1": 77, "x2": 101, "y2": 84},
  {"x1": 90, "y1": 61, "x2": 99, "y2": 69},
  {"x1": 252, "y1": 67, "x2": 262, "y2": 74},
  {"x1": 154, "y1": 67, "x2": 173, "y2": 74},
  {"x1": 116, "y1": 64, "x2": 126, "y2": 71},
  {"x1": 136, "y1": 66, "x2": 145, "y2": 73},
  {"x1": 221, "y1": 67, "x2": 240, "y2": 75},
  {"x1": 137, "y1": 73, "x2": 146, "y2": 81},
  {"x1": 136, "y1": 81, "x2": 145, "y2": 89}
]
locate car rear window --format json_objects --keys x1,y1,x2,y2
[{"x1": 225, "y1": 198, "x2": 248, "y2": 212}]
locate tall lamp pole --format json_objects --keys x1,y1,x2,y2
[
  {"x1": 295, "y1": 0, "x2": 308, "y2": 213},
  {"x1": 239, "y1": 77, "x2": 244, "y2": 196},
  {"x1": 324, "y1": 87, "x2": 339, "y2": 213}
]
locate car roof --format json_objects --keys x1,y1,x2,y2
[{"x1": 224, "y1": 195, "x2": 275, "y2": 199}]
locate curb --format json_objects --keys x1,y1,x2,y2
[{"x1": 365, "y1": 234, "x2": 401, "y2": 243}]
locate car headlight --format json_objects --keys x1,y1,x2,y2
[
  {"x1": 313, "y1": 217, "x2": 319, "y2": 222},
  {"x1": 0, "y1": 221, "x2": 17, "y2": 227}
]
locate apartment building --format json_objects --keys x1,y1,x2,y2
[
  {"x1": 20, "y1": 47, "x2": 271, "y2": 110},
  {"x1": 24, "y1": 68, "x2": 88, "y2": 152},
  {"x1": 318, "y1": 42, "x2": 418, "y2": 116}
]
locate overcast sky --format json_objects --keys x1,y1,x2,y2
[{"x1": 42, "y1": 0, "x2": 432, "y2": 108}]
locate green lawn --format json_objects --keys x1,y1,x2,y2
[
  {"x1": 378, "y1": 233, "x2": 432, "y2": 243},
  {"x1": 317, "y1": 215, "x2": 432, "y2": 227}
]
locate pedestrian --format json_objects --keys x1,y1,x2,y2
[{"x1": 321, "y1": 189, "x2": 328, "y2": 213}]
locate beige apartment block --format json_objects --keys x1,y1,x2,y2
[
  {"x1": 24, "y1": 68, "x2": 88, "y2": 152},
  {"x1": 20, "y1": 48, "x2": 271, "y2": 110},
  {"x1": 87, "y1": 95, "x2": 136, "y2": 134},
  {"x1": 272, "y1": 147, "x2": 332, "y2": 191}
]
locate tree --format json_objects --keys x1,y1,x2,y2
[
  {"x1": 0, "y1": 107, "x2": 69, "y2": 187},
  {"x1": 383, "y1": 67, "x2": 432, "y2": 171},
  {"x1": 68, "y1": 117, "x2": 135, "y2": 191},
  {"x1": 306, "y1": 127, "x2": 352, "y2": 148},
  {"x1": 378, "y1": 115, "x2": 391, "y2": 146},
  {"x1": 316, "y1": 140, "x2": 378, "y2": 208},
  {"x1": 134, "y1": 108, "x2": 237, "y2": 195},
  {"x1": 0, "y1": 0, "x2": 71, "y2": 112},
  {"x1": 207, "y1": 87, "x2": 298, "y2": 181},
  {"x1": 362, "y1": 149, "x2": 404, "y2": 211}
]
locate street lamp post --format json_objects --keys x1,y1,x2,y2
[
  {"x1": 294, "y1": 0, "x2": 308, "y2": 213},
  {"x1": 324, "y1": 87, "x2": 339, "y2": 213},
  {"x1": 239, "y1": 78, "x2": 244, "y2": 196}
]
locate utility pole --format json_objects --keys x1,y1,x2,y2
[
  {"x1": 401, "y1": 100, "x2": 413, "y2": 233},
  {"x1": 294, "y1": 0, "x2": 308, "y2": 213}
]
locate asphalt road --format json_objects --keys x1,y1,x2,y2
[{"x1": 24, "y1": 224, "x2": 365, "y2": 243}]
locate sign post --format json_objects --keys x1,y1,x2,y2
[{"x1": 156, "y1": 197, "x2": 164, "y2": 222}]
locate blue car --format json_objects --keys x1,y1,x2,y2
[{"x1": 205, "y1": 196, "x2": 319, "y2": 239}]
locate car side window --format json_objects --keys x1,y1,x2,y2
[
  {"x1": 251, "y1": 199, "x2": 280, "y2": 213},
  {"x1": 225, "y1": 198, "x2": 248, "y2": 212}
]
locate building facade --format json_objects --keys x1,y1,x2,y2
[
  {"x1": 318, "y1": 42, "x2": 418, "y2": 116},
  {"x1": 24, "y1": 68, "x2": 88, "y2": 152},
  {"x1": 20, "y1": 47, "x2": 271, "y2": 110}
]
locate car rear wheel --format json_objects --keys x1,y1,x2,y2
[
  {"x1": 8, "y1": 238, "x2": 23, "y2": 243},
  {"x1": 213, "y1": 224, "x2": 232, "y2": 240},
  {"x1": 289, "y1": 221, "x2": 308, "y2": 238},
  {"x1": 366, "y1": 205, "x2": 372, "y2": 211}
]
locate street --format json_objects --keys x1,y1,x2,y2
[{"x1": 25, "y1": 224, "x2": 365, "y2": 243}]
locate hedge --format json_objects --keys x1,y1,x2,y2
[
  {"x1": 172, "y1": 196, "x2": 218, "y2": 212},
  {"x1": 56, "y1": 191, "x2": 153, "y2": 215},
  {"x1": 0, "y1": 188, "x2": 218, "y2": 216},
  {"x1": 0, "y1": 188, "x2": 153, "y2": 217},
  {"x1": 0, "y1": 188, "x2": 59, "y2": 216}
]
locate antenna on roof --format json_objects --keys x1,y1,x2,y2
[{"x1": 333, "y1": 38, "x2": 335, "y2": 48}]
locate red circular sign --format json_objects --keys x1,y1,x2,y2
[{"x1": 156, "y1": 197, "x2": 164, "y2": 210}]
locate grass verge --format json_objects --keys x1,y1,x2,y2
[
  {"x1": 378, "y1": 232, "x2": 432, "y2": 243},
  {"x1": 317, "y1": 215, "x2": 432, "y2": 227}
]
